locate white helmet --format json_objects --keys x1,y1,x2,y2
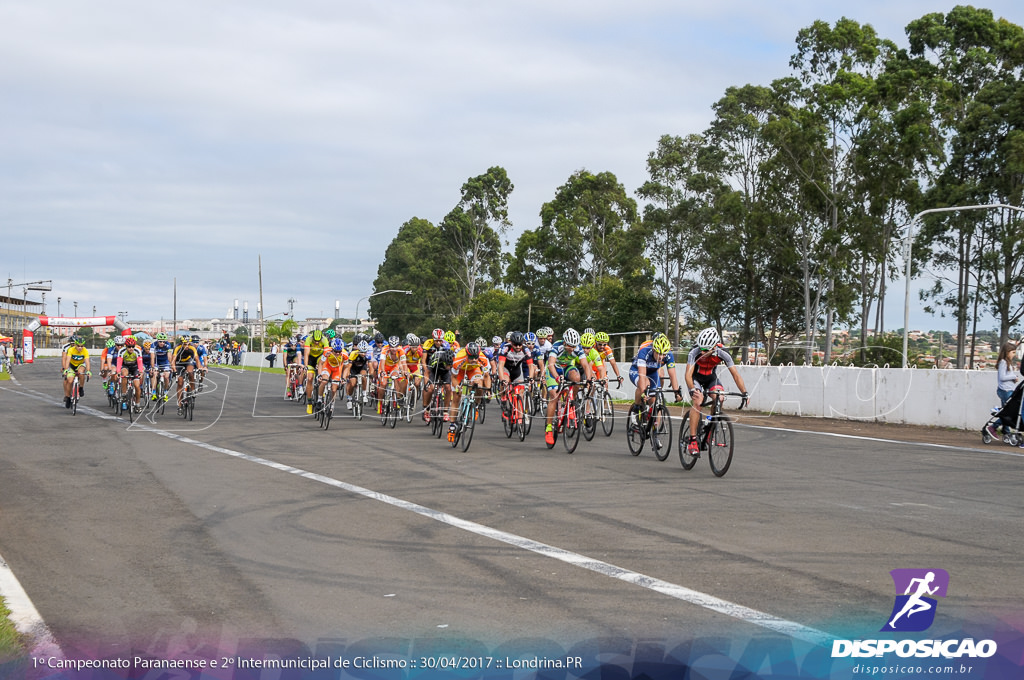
[
  {"x1": 562, "y1": 328, "x2": 580, "y2": 346},
  {"x1": 695, "y1": 327, "x2": 720, "y2": 350}
]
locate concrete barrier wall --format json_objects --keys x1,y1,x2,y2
[{"x1": 735, "y1": 365, "x2": 998, "y2": 431}]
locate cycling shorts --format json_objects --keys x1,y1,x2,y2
[
  {"x1": 453, "y1": 367, "x2": 485, "y2": 384},
  {"x1": 629, "y1": 365, "x2": 661, "y2": 389},
  {"x1": 320, "y1": 362, "x2": 343, "y2": 381}
]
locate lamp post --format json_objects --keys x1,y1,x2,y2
[
  {"x1": 902, "y1": 203, "x2": 1024, "y2": 367},
  {"x1": 354, "y1": 290, "x2": 412, "y2": 330}
]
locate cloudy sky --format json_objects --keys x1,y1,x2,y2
[{"x1": 2, "y1": 1, "x2": 1021, "y2": 332}]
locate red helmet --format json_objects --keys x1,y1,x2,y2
[
  {"x1": 125, "y1": 337, "x2": 137, "y2": 348},
  {"x1": 432, "y1": 328, "x2": 444, "y2": 341}
]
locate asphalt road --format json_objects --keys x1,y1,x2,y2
[{"x1": 1, "y1": 360, "x2": 1022, "y2": 664}]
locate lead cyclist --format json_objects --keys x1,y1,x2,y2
[{"x1": 683, "y1": 327, "x2": 748, "y2": 455}]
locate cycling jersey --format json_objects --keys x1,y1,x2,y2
[
  {"x1": 66, "y1": 346, "x2": 89, "y2": 367},
  {"x1": 117, "y1": 348, "x2": 144, "y2": 373},
  {"x1": 632, "y1": 345, "x2": 676, "y2": 373},
  {"x1": 687, "y1": 346, "x2": 734, "y2": 378},
  {"x1": 305, "y1": 337, "x2": 329, "y2": 361},
  {"x1": 452, "y1": 349, "x2": 489, "y2": 373},
  {"x1": 173, "y1": 345, "x2": 199, "y2": 365},
  {"x1": 498, "y1": 344, "x2": 533, "y2": 368},
  {"x1": 152, "y1": 340, "x2": 173, "y2": 367}
]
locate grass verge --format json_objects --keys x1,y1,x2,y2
[
  {"x1": 0, "y1": 596, "x2": 27, "y2": 663},
  {"x1": 210, "y1": 364, "x2": 286, "y2": 375}
]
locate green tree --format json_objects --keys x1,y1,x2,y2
[
  {"x1": 440, "y1": 167, "x2": 513, "y2": 308},
  {"x1": 371, "y1": 217, "x2": 460, "y2": 335}
]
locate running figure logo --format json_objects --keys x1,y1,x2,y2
[{"x1": 881, "y1": 568, "x2": 950, "y2": 632}]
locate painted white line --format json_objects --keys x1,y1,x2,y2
[
  {"x1": 0, "y1": 551, "x2": 63, "y2": 659},
  {"x1": 2, "y1": 384, "x2": 835, "y2": 646}
]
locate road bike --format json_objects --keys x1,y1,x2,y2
[
  {"x1": 379, "y1": 375, "x2": 403, "y2": 429},
  {"x1": 501, "y1": 379, "x2": 533, "y2": 441},
  {"x1": 626, "y1": 386, "x2": 673, "y2": 461},
  {"x1": 447, "y1": 378, "x2": 481, "y2": 451},
  {"x1": 426, "y1": 380, "x2": 448, "y2": 438},
  {"x1": 678, "y1": 389, "x2": 745, "y2": 476},
  {"x1": 545, "y1": 379, "x2": 583, "y2": 454},
  {"x1": 581, "y1": 378, "x2": 617, "y2": 440},
  {"x1": 177, "y1": 371, "x2": 197, "y2": 421},
  {"x1": 68, "y1": 371, "x2": 87, "y2": 416},
  {"x1": 320, "y1": 379, "x2": 341, "y2": 430}
]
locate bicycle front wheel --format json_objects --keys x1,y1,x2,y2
[
  {"x1": 678, "y1": 410, "x2": 698, "y2": 470},
  {"x1": 388, "y1": 396, "x2": 398, "y2": 428},
  {"x1": 127, "y1": 387, "x2": 137, "y2": 423},
  {"x1": 626, "y1": 403, "x2": 645, "y2": 456},
  {"x1": 563, "y1": 397, "x2": 581, "y2": 454},
  {"x1": 601, "y1": 391, "x2": 615, "y2": 436},
  {"x1": 708, "y1": 416, "x2": 734, "y2": 477},
  {"x1": 651, "y1": 404, "x2": 671, "y2": 461},
  {"x1": 460, "y1": 404, "x2": 476, "y2": 452},
  {"x1": 502, "y1": 397, "x2": 514, "y2": 438},
  {"x1": 582, "y1": 396, "x2": 597, "y2": 441}
]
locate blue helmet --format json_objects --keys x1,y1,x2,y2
[{"x1": 331, "y1": 338, "x2": 344, "y2": 352}]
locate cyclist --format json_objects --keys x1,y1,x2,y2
[
  {"x1": 450, "y1": 340, "x2": 490, "y2": 426},
  {"x1": 150, "y1": 333, "x2": 174, "y2": 402},
  {"x1": 593, "y1": 332, "x2": 624, "y2": 386},
  {"x1": 100, "y1": 338, "x2": 116, "y2": 390},
  {"x1": 172, "y1": 336, "x2": 201, "y2": 410},
  {"x1": 684, "y1": 327, "x2": 748, "y2": 455},
  {"x1": 62, "y1": 335, "x2": 91, "y2": 408},
  {"x1": 192, "y1": 335, "x2": 208, "y2": 384},
  {"x1": 630, "y1": 335, "x2": 682, "y2": 426},
  {"x1": 342, "y1": 340, "x2": 373, "y2": 410},
  {"x1": 316, "y1": 338, "x2": 347, "y2": 409},
  {"x1": 544, "y1": 328, "x2": 593, "y2": 446},
  {"x1": 422, "y1": 329, "x2": 450, "y2": 419},
  {"x1": 140, "y1": 339, "x2": 154, "y2": 397},
  {"x1": 282, "y1": 339, "x2": 302, "y2": 398},
  {"x1": 404, "y1": 334, "x2": 426, "y2": 393},
  {"x1": 376, "y1": 335, "x2": 410, "y2": 409},
  {"x1": 427, "y1": 345, "x2": 456, "y2": 422},
  {"x1": 497, "y1": 331, "x2": 533, "y2": 419},
  {"x1": 116, "y1": 336, "x2": 145, "y2": 412},
  {"x1": 302, "y1": 329, "x2": 329, "y2": 414}
]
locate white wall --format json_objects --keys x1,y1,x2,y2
[{"x1": 734, "y1": 365, "x2": 997, "y2": 430}]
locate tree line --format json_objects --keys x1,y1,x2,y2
[{"x1": 371, "y1": 6, "x2": 1024, "y2": 367}]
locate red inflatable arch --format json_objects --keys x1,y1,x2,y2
[{"x1": 22, "y1": 316, "x2": 132, "y2": 363}]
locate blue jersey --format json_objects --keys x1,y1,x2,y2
[
  {"x1": 632, "y1": 345, "x2": 676, "y2": 373},
  {"x1": 152, "y1": 340, "x2": 173, "y2": 366}
]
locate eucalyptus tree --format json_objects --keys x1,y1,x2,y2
[
  {"x1": 771, "y1": 18, "x2": 893, "y2": 362},
  {"x1": 441, "y1": 167, "x2": 513, "y2": 307},
  {"x1": 906, "y1": 6, "x2": 1024, "y2": 364},
  {"x1": 637, "y1": 133, "x2": 721, "y2": 345}
]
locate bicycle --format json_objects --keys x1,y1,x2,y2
[
  {"x1": 379, "y1": 375, "x2": 402, "y2": 429},
  {"x1": 501, "y1": 379, "x2": 533, "y2": 442},
  {"x1": 152, "y1": 369, "x2": 171, "y2": 416},
  {"x1": 320, "y1": 379, "x2": 341, "y2": 430},
  {"x1": 177, "y1": 372, "x2": 196, "y2": 421},
  {"x1": 546, "y1": 379, "x2": 584, "y2": 454},
  {"x1": 68, "y1": 371, "x2": 88, "y2": 416},
  {"x1": 447, "y1": 378, "x2": 481, "y2": 451},
  {"x1": 427, "y1": 379, "x2": 448, "y2": 438},
  {"x1": 626, "y1": 386, "x2": 673, "y2": 461},
  {"x1": 348, "y1": 374, "x2": 367, "y2": 421},
  {"x1": 679, "y1": 389, "x2": 746, "y2": 476}
]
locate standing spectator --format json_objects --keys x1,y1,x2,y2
[
  {"x1": 268, "y1": 342, "x2": 279, "y2": 368},
  {"x1": 239, "y1": 341, "x2": 247, "y2": 366},
  {"x1": 996, "y1": 342, "x2": 1019, "y2": 406},
  {"x1": 14, "y1": 345, "x2": 22, "y2": 364}
]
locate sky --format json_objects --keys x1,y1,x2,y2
[{"x1": 2, "y1": 0, "x2": 1022, "y2": 333}]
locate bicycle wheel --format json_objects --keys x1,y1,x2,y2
[
  {"x1": 521, "y1": 393, "x2": 533, "y2": 437},
  {"x1": 388, "y1": 395, "x2": 398, "y2": 428},
  {"x1": 626, "y1": 403, "x2": 645, "y2": 456},
  {"x1": 562, "y1": 398, "x2": 582, "y2": 454},
  {"x1": 477, "y1": 397, "x2": 486, "y2": 425},
  {"x1": 460, "y1": 403, "x2": 476, "y2": 452},
  {"x1": 354, "y1": 386, "x2": 364, "y2": 421},
  {"x1": 127, "y1": 386, "x2": 137, "y2": 423},
  {"x1": 651, "y1": 404, "x2": 671, "y2": 461},
  {"x1": 502, "y1": 397, "x2": 514, "y2": 438},
  {"x1": 71, "y1": 379, "x2": 79, "y2": 416},
  {"x1": 449, "y1": 408, "x2": 463, "y2": 448},
  {"x1": 323, "y1": 395, "x2": 335, "y2": 430},
  {"x1": 678, "y1": 410, "x2": 699, "y2": 470},
  {"x1": 403, "y1": 387, "x2": 414, "y2": 423},
  {"x1": 708, "y1": 416, "x2": 734, "y2": 477},
  {"x1": 601, "y1": 391, "x2": 615, "y2": 436},
  {"x1": 582, "y1": 395, "x2": 597, "y2": 441},
  {"x1": 514, "y1": 394, "x2": 529, "y2": 442},
  {"x1": 187, "y1": 395, "x2": 195, "y2": 421}
]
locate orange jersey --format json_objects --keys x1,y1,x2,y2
[
  {"x1": 452, "y1": 348, "x2": 489, "y2": 373},
  {"x1": 380, "y1": 347, "x2": 407, "y2": 372}
]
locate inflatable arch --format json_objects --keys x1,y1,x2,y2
[{"x1": 22, "y1": 316, "x2": 132, "y2": 363}]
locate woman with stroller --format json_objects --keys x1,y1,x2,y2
[{"x1": 996, "y1": 342, "x2": 1018, "y2": 406}]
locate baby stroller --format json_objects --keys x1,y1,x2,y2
[{"x1": 982, "y1": 380, "x2": 1024, "y2": 445}]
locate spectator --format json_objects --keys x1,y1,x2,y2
[
  {"x1": 267, "y1": 342, "x2": 279, "y2": 368},
  {"x1": 997, "y1": 342, "x2": 1018, "y2": 407}
]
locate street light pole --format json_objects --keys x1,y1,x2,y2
[
  {"x1": 354, "y1": 290, "x2": 413, "y2": 330},
  {"x1": 902, "y1": 203, "x2": 1024, "y2": 367}
]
